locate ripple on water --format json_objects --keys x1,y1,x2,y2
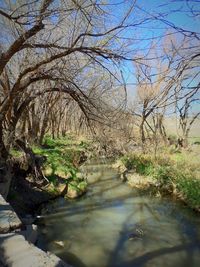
[{"x1": 37, "y1": 162, "x2": 200, "y2": 267}]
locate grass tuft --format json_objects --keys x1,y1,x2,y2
[{"x1": 120, "y1": 148, "x2": 200, "y2": 211}]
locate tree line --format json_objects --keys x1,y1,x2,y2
[{"x1": 0, "y1": 0, "x2": 199, "y2": 188}]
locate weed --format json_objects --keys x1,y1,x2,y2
[
  {"x1": 121, "y1": 154, "x2": 154, "y2": 175},
  {"x1": 177, "y1": 177, "x2": 200, "y2": 208},
  {"x1": 10, "y1": 149, "x2": 23, "y2": 158},
  {"x1": 32, "y1": 136, "x2": 88, "y2": 193},
  {"x1": 78, "y1": 140, "x2": 89, "y2": 149},
  {"x1": 120, "y1": 148, "x2": 200, "y2": 211},
  {"x1": 153, "y1": 165, "x2": 175, "y2": 185}
]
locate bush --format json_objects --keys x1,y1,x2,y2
[
  {"x1": 168, "y1": 134, "x2": 177, "y2": 144},
  {"x1": 78, "y1": 140, "x2": 89, "y2": 149},
  {"x1": 43, "y1": 135, "x2": 73, "y2": 148},
  {"x1": 120, "y1": 151, "x2": 200, "y2": 211},
  {"x1": 32, "y1": 137, "x2": 84, "y2": 181},
  {"x1": 153, "y1": 165, "x2": 176, "y2": 185},
  {"x1": 10, "y1": 148, "x2": 23, "y2": 158},
  {"x1": 121, "y1": 154, "x2": 154, "y2": 175},
  {"x1": 177, "y1": 177, "x2": 200, "y2": 209}
]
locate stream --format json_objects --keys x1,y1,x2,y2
[{"x1": 37, "y1": 160, "x2": 200, "y2": 267}]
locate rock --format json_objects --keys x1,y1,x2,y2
[
  {"x1": 128, "y1": 228, "x2": 144, "y2": 240},
  {"x1": 0, "y1": 233, "x2": 71, "y2": 267},
  {"x1": 66, "y1": 186, "x2": 79, "y2": 199},
  {"x1": 0, "y1": 195, "x2": 22, "y2": 233},
  {"x1": 57, "y1": 183, "x2": 68, "y2": 196},
  {"x1": 20, "y1": 224, "x2": 38, "y2": 244},
  {"x1": 65, "y1": 182, "x2": 87, "y2": 199},
  {"x1": 112, "y1": 160, "x2": 127, "y2": 173},
  {"x1": 126, "y1": 172, "x2": 155, "y2": 188},
  {"x1": 0, "y1": 194, "x2": 72, "y2": 267},
  {"x1": 54, "y1": 240, "x2": 65, "y2": 247}
]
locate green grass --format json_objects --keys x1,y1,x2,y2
[
  {"x1": 10, "y1": 148, "x2": 24, "y2": 158},
  {"x1": 43, "y1": 135, "x2": 90, "y2": 150},
  {"x1": 177, "y1": 176, "x2": 200, "y2": 208},
  {"x1": 121, "y1": 154, "x2": 154, "y2": 175},
  {"x1": 120, "y1": 148, "x2": 200, "y2": 211},
  {"x1": 43, "y1": 135, "x2": 75, "y2": 147},
  {"x1": 10, "y1": 135, "x2": 89, "y2": 195},
  {"x1": 32, "y1": 136, "x2": 89, "y2": 191},
  {"x1": 32, "y1": 135, "x2": 89, "y2": 177}
]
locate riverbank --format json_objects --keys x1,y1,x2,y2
[
  {"x1": 36, "y1": 159, "x2": 200, "y2": 267},
  {"x1": 7, "y1": 133, "x2": 123, "y2": 216},
  {"x1": 114, "y1": 145, "x2": 200, "y2": 212},
  {"x1": 0, "y1": 194, "x2": 72, "y2": 267},
  {"x1": 1, "y1": 134, "x2": 200, "y2": 266},
  {"x1": 7, "y1": 135, "x2": 90, "y2": 216},
  {"x1": 0, "y1": 135, "x2": 93, "y2": 267}
]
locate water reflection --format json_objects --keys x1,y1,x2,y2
[{"x1": 37, "y1": 161, "x2": 200, "y2": 267}]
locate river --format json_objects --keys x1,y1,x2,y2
[{"x1": 37, "y1": 160, "x2": 200, "y2": 267}]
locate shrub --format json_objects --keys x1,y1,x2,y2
[
  {"x1": 168, "y1": 134, "x2": 177, "y2": 144},
  {"x1": 153, "y1": 165, "x2": 175, "y2": 185},
  {"x1": 78, "y1": 140, "x2": 89, "y2": 149},
  {"x1": 32, "y1": 137, "x2": 83, "y2": 180},
  {"x1": 10, "y1": 148, "x2": 23, "y2": 158},
  {"x1": 177, "y1": 177, "x2": 200, "y2": 209},
  {"x1": 120, "y1": 151, "x2": 200, "y2": 210},
  {"x1": 121, "y1": 154, "x2": 154, "y2": 175}
]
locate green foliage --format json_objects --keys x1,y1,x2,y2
[
  {"x1": 78, "y1": 140, "x2": 89, "y2": 149},
  {"x1": 43, "y1": 135, "x2": 74, "y2": 148},
  {"x1": 46, "y1": 173, "x2": 57, "y2": 186},
  {"x1": 10, "y1": 149, "x2": 23, "y2": 158},
  {"x1": 121, "y1": 154, "x2": 154, "y2": 175},
  {"x1": 177, "y1": 177, "x2": 200, "y2": 208},
  {"x1": 68, "y1": 180, "x2": 87, "y2": 192},
  {"x1": 120, "y1": 150, "x2": 200, "y2": 210},
  {"x1": 32, "y1": 137, "x2": 86, "y2": 186},
  {"x1": 153, "y1": 165, "x2": 175, "y2": 185},
  {"x1": 78, "y1": 181, "x2": 87, "y2": 191}
]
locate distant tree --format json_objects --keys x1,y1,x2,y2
[
  {"x1": 0, "y1": 0, "x2": 141, "y2": 193},
  {"x1": 132, "y1": 32, "x2": 200, "y2": 146},
  {"x1": 175, "y1": 83, "x2": 200, "y2": 144}
]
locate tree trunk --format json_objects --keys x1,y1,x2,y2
[
  {"x1": 39, "y1": 117, "x2": 48, "y2": 145},
  {"x1": 15, "y1": 139, "x2": 48, "y2": 185},
  {"x1": 0, "y1": 123, "x2": 12, "y2": 199},
  {"x1": 140, "y1": 118, "x2": 145, "y2": 144}
]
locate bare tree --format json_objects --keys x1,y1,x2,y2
[{"x1": 131, "y1": 31, "x2": 200, "y2": 147}]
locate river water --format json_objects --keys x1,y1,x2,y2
[{"x1": 37, "y1": 160, "x2": 200, "y2": 267}]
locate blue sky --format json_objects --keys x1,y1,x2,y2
[
  {"x1": 139, "y1": 0, "x2": 200, "y2": 31},
  {"x1": 112, "y1": 0, "x2": 200, "y2": 104}
]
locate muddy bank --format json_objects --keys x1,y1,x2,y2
[
  {"x1": 113, "y1": 160, "x2": 156, "y2": 189},
  {"x1": 7, "y1": 161, "x2": 87, "y2": 217},
  {"x1": 113, "y1": 159, "x2": 200, "y2": 213}
]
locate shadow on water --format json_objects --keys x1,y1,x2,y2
[
  {"x1": 106, "y1": 210, "x2": 200, "y2": 267},
  {"x1": 121, "y1": 242, "x2": 200, "y2": 267},
  {"x1": 38, "y1": 161, "x2": 200, "y2": 267},
  {"x1": 56, "y1": 252, "x2": 87, "y2": 267},
  {"x1": 43, "y1": 191, "x2": 135, "y2": 219}
]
